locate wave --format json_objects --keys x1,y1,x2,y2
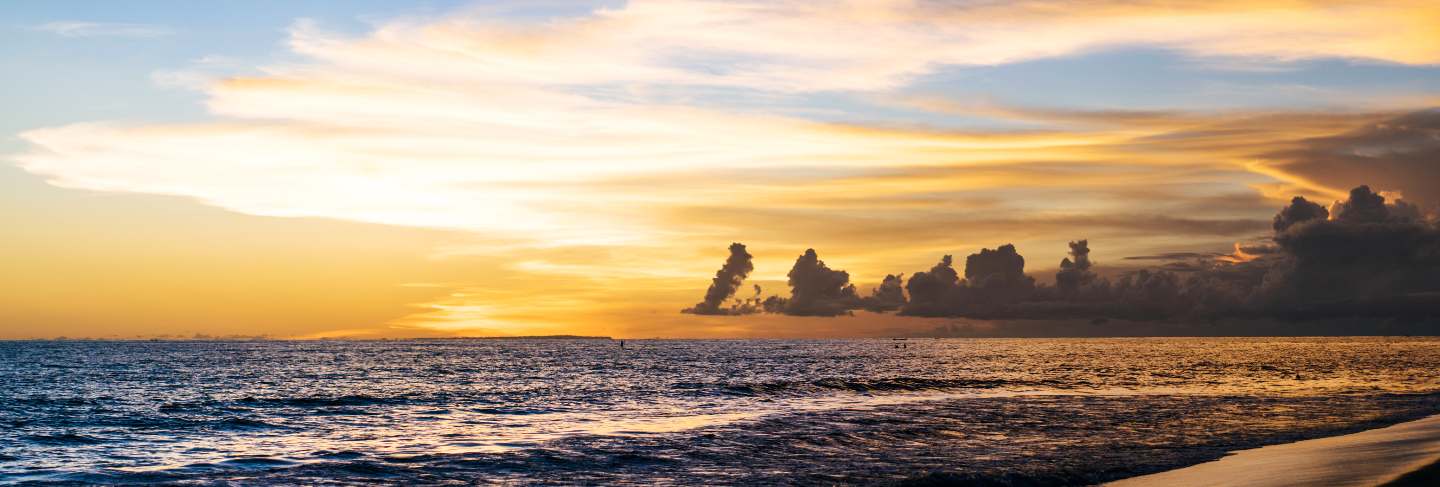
[
  {"x1": 216, "y1": 457, "x2": 298, "y2": 468},
  {"x1": 471, "y1": 406, "x2": 567, "y2": 415},
  {"x1": 235, "y1": 394, "x2": 406, "y2": 408},
  {"x1": 682, "y1": 377, "x2": 1027, "y2": 396},
  {"x1": 211, "y1": 417, "x2": 288, "y2": 431},
  {"x1": 24, "y1": 432, "x2": 106, "y2": 445},
  {"x1": 13, "y1": 395, "x2": 103, "y2": 406}
]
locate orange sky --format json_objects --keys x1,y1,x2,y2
[{"x1": 4, "y1": 0, "x2": 1439, "y2": 338}]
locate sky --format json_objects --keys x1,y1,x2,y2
[{"x1": 3, "y1": 0, "x2": 1439, "y2": 339}]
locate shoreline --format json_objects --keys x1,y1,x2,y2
[{"x1": 1107, "y1": 414, "x2": 1440, "y2": 486}]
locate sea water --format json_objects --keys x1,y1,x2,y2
[{"x1": 2, "y1": 337, "x2": 1438, "y2": 484}]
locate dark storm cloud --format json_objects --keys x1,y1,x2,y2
[
  {"x1": 860, "y1": 274, "x2": 907, "y2": 312},
  {"x1": 775, "y1": 249, "x2": 861, "y2": 316},
  {"x1": 684, "y1": 187, "x2": 1439, "y2": 328},
  {"x1": 901, "y1": 255, "x2": 962, "y2": 316},
  {"x1": 1066, "y1": 186, "x2": 1437, "y2": 322},
  {"x1": 1112, "y1": 186, "x2": 1440, "y2": 320},
  {"x1": 1332, "y1": 185, "x2": 1390, "y2": 223},
  {"x1": 964, "y1": 244, "x2": 1035, "y2": 302},
  {"x1": 1266, "y1": 186, "x2": 1440, "y2": 307},
  {"x1": 1263, "y1": 109, "x2": 1440, "y2": 209},
  {"x1": 896, "y1": 245, "x2": 1037, "y2": 316},
  {"x1": 1055, "y1": 240, "x2": 1096, "y2": 295},
  {"x1": 682, "y1": 242, "x2": 757, "y2": 315},
  {"x1": 1272, "y1": 196, "x2": 1328, "y2": 232}
]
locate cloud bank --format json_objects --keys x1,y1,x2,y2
[{"x1": 691, "y1": 185, "x2": 1440, "y2": 324}]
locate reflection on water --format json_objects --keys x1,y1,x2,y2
[{"x1": 1, "y1": 337, "x2": 1438, "y2": 484}]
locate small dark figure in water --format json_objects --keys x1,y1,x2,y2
[{"x1": 620, "y1": 340, "x2": 625, "y2": 349}]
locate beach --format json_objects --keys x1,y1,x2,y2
[{"x1": 1110, "y1": 414, "x2": 1440, "y2": 486}]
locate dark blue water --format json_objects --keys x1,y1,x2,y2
[{"x1": 2, "y1": 338, "x2": 1439, "y2": 485}]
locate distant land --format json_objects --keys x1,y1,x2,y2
[
  {"x1": 418, "y1": 335, "x2": 614, "y2": 340},
  {"x1": 3, "y1": 335, "x2": 616, "y2": 341}
]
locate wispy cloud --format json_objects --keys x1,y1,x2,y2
[
  {"x1": 277, "y1": 0, "x2": 1440, "y2": 93},
  {"x1": 33, "y1": 21, "x2": 172, "y2": 38},
  {"x1": 151, "y1": 55, "x2": 243, "y2": 90},
  {"x1": 11, "y1": 1, "x2": 1440, "y2": 335}
]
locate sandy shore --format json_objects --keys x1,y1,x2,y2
[{"x1": 1108, "y1": 414, "x2": 1440, "y2": 486}]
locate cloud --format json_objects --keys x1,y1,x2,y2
[
  {"x1": 690, "y1": 185, "x2": 1439, "y2": 325},
  {"x1": 14, "y1": 3, "x2": 1431, "y2": 250},
  {"x1": 1260, "y1": 109, "x2": 1440, "y2": 209},
  {"x1": 1030, "y1": 186, "x2": 1436, "y2": 321},
  {"x1": 1055, "y1": 239, "x2": 1098, "y2": 295},
  {"x1": 897, "y1": 244, "x2": 1036, "y2": 316},
  {"x1": 151, "y1": 56, "x2": 245, "y2": 91},
  {"x1": 33, "y1": 21, "x2": 172, "y2": 38},
  {"x1": 904, "y1": 255, "x2": 961, "y2": 313},
  {"x1": 861, "y1": 274, "x2": 907, "y2": 312},
  {"x1": 1272, "y1": 196, "x2": 1329, "y2": 232},
  {"x1": 287, "y1": 1, "x2": 1440, "y2": 92},
  {"x1": 1267, "y1": 185, "x2": 1440, "y2": 306},
  {"x1": 773, "y1": 248, "x2": 861, "y2": 316},
  {"x1": 683, "y1": 243, "x2": 756, "y2": 315},
  {"x1": 964, "y1": 244, "x2": 1035, "y2": 300}
]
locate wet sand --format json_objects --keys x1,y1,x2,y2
[{"x1": 1108, "y1": 414, "x2": 1440, "y2": 487}]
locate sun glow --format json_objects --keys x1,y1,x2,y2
[{"x1": 6, "y1": 0, "x2": 1440, "y2": 338}]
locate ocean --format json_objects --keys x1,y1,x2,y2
[{"x1": 2, "y1": 337, "x2": 1438, "y2": 485}]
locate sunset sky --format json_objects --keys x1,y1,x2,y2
[{"x1": 4, "y1": 0, "x2": 1439, "y2": 339}]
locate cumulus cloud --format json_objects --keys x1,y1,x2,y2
[
  {"x1": 1272, "y1": 196, "x2": 1329, "y2": 232},
  {"x1": 964, "y1": 244, "x2": 1036, "y2": 302},
  {"x1": 1267, "y1": 186, "x2": 1440, "y2": 306},
  {"x1": 1098, "y1": 186, "x2": 1438, "y2": 321},
  {"x1": 1081, "y1": 186, "x2": 1437, "y2": 321},
  {"x1": 769, "y1": 249, "x2": 862, "y2": 316},
  {"x1": 902, "y1": 255, "x2": 962, "y2": 316},
  {"x1": 1055, "y1": 239, "x2": 1098, "y2": 296},
  {"x1": 683, "y1": 243, "x2": 756, "y2": 315},
  {"x1": 894, "y1": 244, "x2": 1036, "y2": 316},
  {"x1": 861, "y1": 274, "x2": 907, "y2": 312}
]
